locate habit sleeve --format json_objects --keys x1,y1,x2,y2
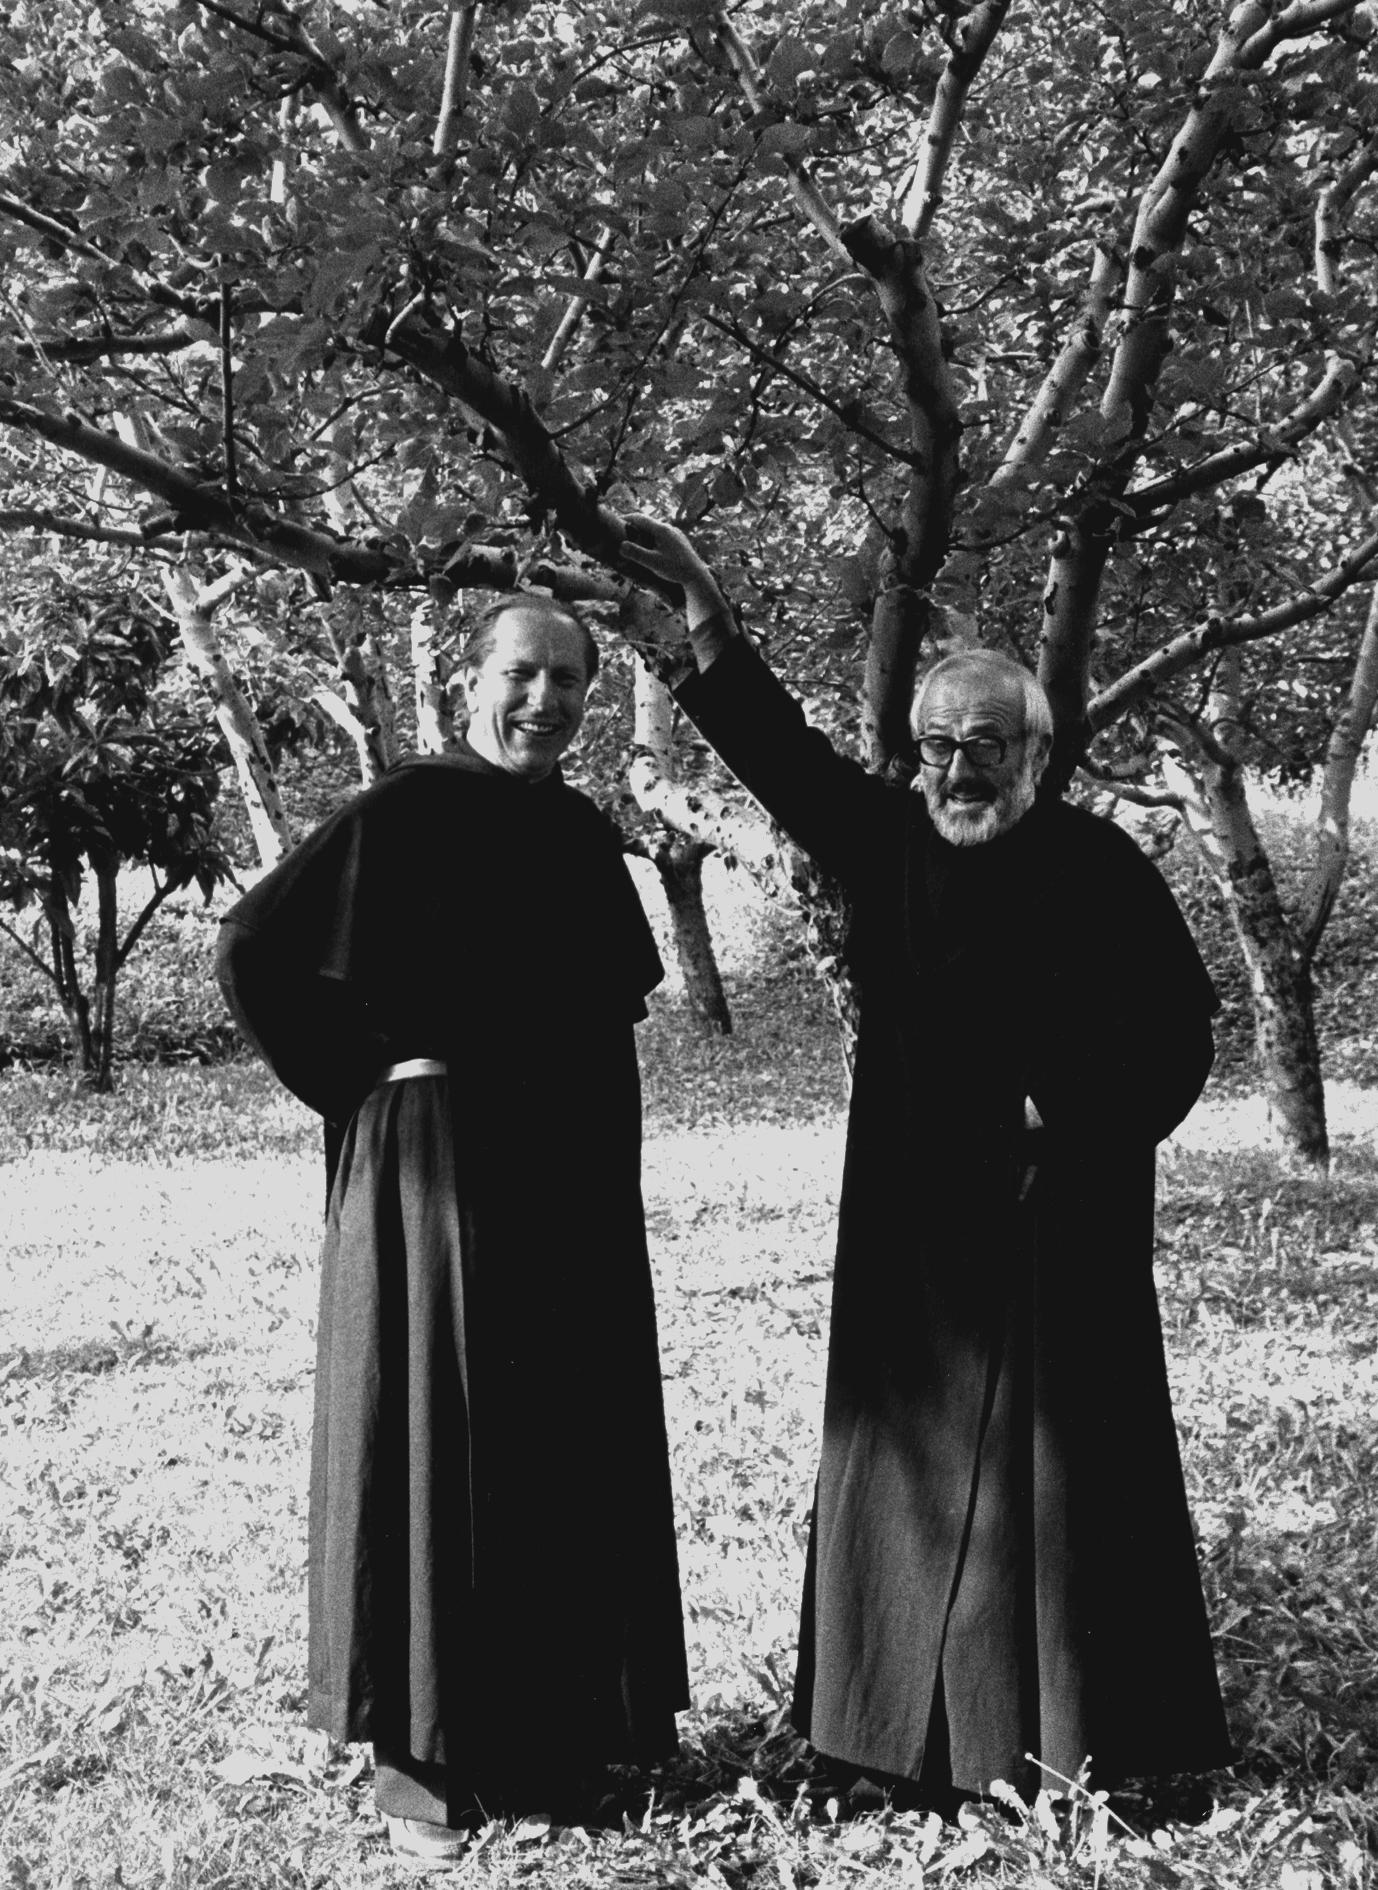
[
  {"x1": 1027, "y1": 809, "x2": 1218, "y2": 1149},
  {"x1": 675, "y1": 638, "x2": 891, "y2": 886},
  {"x1": 215, "y1": 787, "x2": 405, "y2": 1123}
]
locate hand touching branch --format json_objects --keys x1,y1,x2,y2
[{"x1": 620, "y1": 517, "x2": 739, "y2": 671}]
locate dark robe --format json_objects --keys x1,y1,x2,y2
[
  {"x1": 216, "y1": 746, "x2": 688, "y2": 1793},
  {"x1": 677, "y1": 640, "x2": 1231, "y2": 1796}
]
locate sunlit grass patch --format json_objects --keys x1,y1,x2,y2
[{"x1": 3, "y1": 1071, "x2": 1378, "y2": 1888}]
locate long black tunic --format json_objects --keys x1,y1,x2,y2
[
  {"x1": 217, "y1": 748, "x2": 688, "y2": 1786},
  {"x1": 677, "y1": 641, "x2": 1231, "y2": 1795}
]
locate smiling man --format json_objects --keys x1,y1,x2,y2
[
  {"x1": 461, "y1": 602, "x2": 599, "y2": 779},
  {"x1": 911, "y1": 652, "x2": 1051, "y2": 847},
  {"x1": 218, "y1": 596, "x2": 687, "y2": 1864},
  {"x1": 621, "y1": 519, "x2": 1232, "y2": 1814}
]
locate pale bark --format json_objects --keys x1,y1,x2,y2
[
  {"x1": 987, "y1": 246, "x2": 1120, "y2": 489},
  {"x1": 1036, "y1": 0, "x2": 1366, "y2": 765},
  {"x1": 652, "y1": 840, "x2": 733, "y2": 1037},
  {"x1": 842, "y1": 217, "x2": 964, "y2": 768},
  {"x1": 623, "y1": 665, "x2": 731, "y2": 1033},
  {"x1": 434, "y1": 2, "x2": 480, "y2": 161},
  {"x1": 1088, "y1": 526, "x2": 1378, "y2": 730},
  {"x1": 1299, "y1": 583, "x2": 1378, "y2": 955},
  {"x1": 627, "y1": 665, "x2": 857, "y2": 1068},
  {"x1": 541, "y1": 227, "x2": 616, "y2": 373},
  {"x1": 628, "y1": 664, "x2": 792, "y2": 896},
  {"x1": 410, "y1": 597, "x2": 454, "y2": 755},
  {"x1": 315, "y1": 621, "x2": 396, "y2": 786},
  {"x1": 709, "y1": 10, "x2": 849, "y2": 262},
  {"x1": 901, "y1": 0, "x2": 1012, "y2": 243},
  {"x1": 1160, "y1": 670, "x2": 1329, "y2": 1166},
  {"x1": 161, "y1": 564, "x2": 294, "y2": 867}
]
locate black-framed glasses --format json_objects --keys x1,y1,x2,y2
[{"x1": 916, "y1": 733, "x2": 1008, "y2": 769}]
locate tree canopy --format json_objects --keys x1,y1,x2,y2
[{"x1": 2, "y1": 0, "x2": 1377, "y2": 1126}]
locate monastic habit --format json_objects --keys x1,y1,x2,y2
[
  {"x1": 678, "y1": 640, "x2": 1231, "y2": 1795},
  {"x1": 218, "y1": 748, "x2": 688, "y2": 1803}
]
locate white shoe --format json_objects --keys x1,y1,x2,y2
[{"x1": 386, "y1": 1815, "x2": 470, "y2": 1868}]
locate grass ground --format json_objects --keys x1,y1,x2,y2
[
  {"x1": 3, "y1": 791, "x2": 1378, "y2": 1887},
  {"x1": 2, "y1": 1004, "x2": 1377, "y2": 1890}
]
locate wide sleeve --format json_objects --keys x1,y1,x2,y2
[
  {"x1": 1027, "y1": 817, "x2": 1218, "y2": 1150},
  {"x1": 217, "y1": 918, "x2": 386, "y2": 1122},
  {"x1": 215, "y1": 794, "x2": 397, "y2": 1121},
  {"x1": 674, "y1": 638, "x2": 889, "y2": 886}
]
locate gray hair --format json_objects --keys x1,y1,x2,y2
[{"x1": 912, "y1": 650, "x2": 1052, "y2": 750}]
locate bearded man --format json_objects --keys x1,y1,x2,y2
[{"x1": 621, "y1": 520, "x2": 1231, "y2": 1807}]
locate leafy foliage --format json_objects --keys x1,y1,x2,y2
[
  {"x1": 1, "y1": 0, "x2": 1376, "y2": 1132},
  {"x1": 0, "y1": 541, "x2": 233, "y2": 1086}
]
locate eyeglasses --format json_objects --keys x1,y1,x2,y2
[{"x1": 916, "y1": 733, "x2": 1009, "y2": 769}]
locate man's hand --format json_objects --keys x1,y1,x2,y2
[
  {"x1": 1019, "y1": 1095, "x2": 1044, "y2": 1204},
  {"x1": 620, "y1": 517, "x2": 736, "y2": 663}
]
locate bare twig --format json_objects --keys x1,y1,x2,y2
[
  {"x1": 220, "y1": 280, "x2": 237, "y2": 502},
  {"x1": 541, "y1": 226, "x2": 616, "y2": 373}
]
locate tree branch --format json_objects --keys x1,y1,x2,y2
[
  {"x1": 541, "y1": 225, "x2": 617, "y2": 373},
  {"x1": 694, "y1": 307, "x2": 917, "y2": 468},
  {"x1": 0, "y1": 191, "x2": 107, "y2": 263},
  {"x1": 17, "y1": 326, "x2": 207, "y2": 364},
  {"x1": 1089, "y1": 525, "x2": 1378, "y2": 729},
  {"x1": 1037, "y1": 0, "x2": 1366, "y2": 764},
  {"x1": 115, "y1": 876, "x2": 184, "y2": 974},
  {"x1": 1076, "y1": 765, "x2": 1187, "y2": 814},
  {"x1": 708, "y1": 9, "x2": 850, "y2": 263},
  {"x1": 1298, "y1": 580, "x2": 1378, "y2": 958},
  {"x1": 0, "y1": 507, "x2": 175, "y2": 550},
  {"x1": 1126, "y1": 356, "x2": 1361, "y2": 520},
  {"x1": 1315, "y1": 129, "x2": 1378, "y2": 288},
  {"x1": 192, "y1": 0, "x2": 370, "y2": 151},
  {"x1": 842, "y1": 217, "x2": 962, "y2": 589},
  {"x1": 901, "y1": 1, "x2": 1012, "y2": 244},
  {"x1": 369, "y1": 309, "x2": 628, "y2": 567},
  {"x1": 0, "y1": 396, "x2": 394, "y2": 583},
  {"x1": 989, "y1": 246, "x2": 1122, "y2": 488},
  {"x1": 0, "y1": 912, "x2": 62, "y2": 988},
  {"x1": 434, "y1": 2, "x2": 480, "y2": 161}
]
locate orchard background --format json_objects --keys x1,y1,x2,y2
[{"x1": 3, "y1": 1, "x2": 1378, "y2": 1884}]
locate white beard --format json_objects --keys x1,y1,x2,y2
[{"x1": 923, "y1": 758, "x2": 1040, "y2": 847}]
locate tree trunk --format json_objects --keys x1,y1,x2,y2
[
  {"x1": 411, "y1": 597, "x2": 454, "y2": 755},
  {"x1": 1161, "y1": 742, "x2": 1328, "y2": 1167},
  {"x1": 1299, "y1": 581, "x2": 1378, "y2": 954},
  {"x1": 651, "y1": 839, "x2": 732, "y2": 1036},
  {"x1": 88, "y1": 856, "x2": 119, "y2": 1092},
  {"x1": 321, "y1": 595, "x2": 397, "y2": 784},
  {"x1": 42, "y1": 884, "x2": 96, "y2": 1078},
  {"x1": 162, "y1": 565, "x2": 294, "y2": 868},
  {"x1": 790, "y1": 856, "x2": 859, "y2": 1080}
]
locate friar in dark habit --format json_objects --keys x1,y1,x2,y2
[
  {"x1": 621, "y1": 517, "x2": 1232, "y2": 1807},
  {"x1": 218, "y1": 598, "x2": 688, "y2": 1868}
]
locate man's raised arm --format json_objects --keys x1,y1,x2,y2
[{"x1": 620, "y1": 519, "x2": 888, "y2": 883}]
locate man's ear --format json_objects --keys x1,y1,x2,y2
[{"x1": 1029, "y1": 732, "x2": 1054, "y2": 786}]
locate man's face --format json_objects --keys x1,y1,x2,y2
[
  {"x1": 463, "y1": 610, "x2": 591, "y2": 779},
  {"x1": 912, "y1": 668, "x2": 1045, "y2": 847}
]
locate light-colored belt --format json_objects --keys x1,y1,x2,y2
[{"x1": 378, "y1": 1057, "x2": 447, "y2": 1083}]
